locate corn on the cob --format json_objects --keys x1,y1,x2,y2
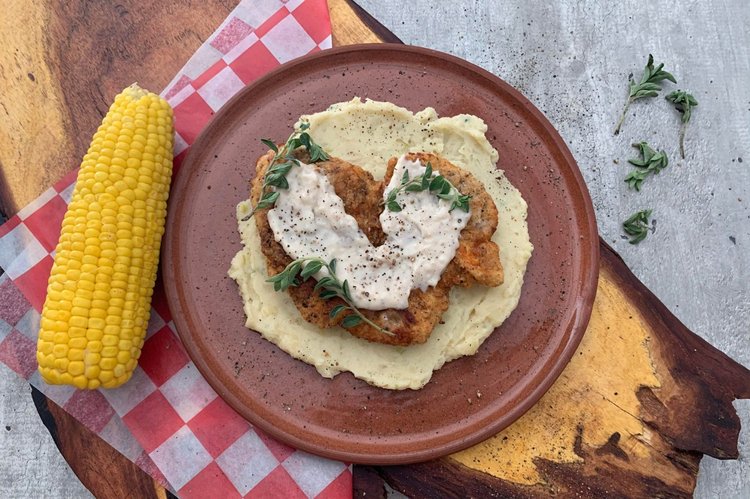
[{"x1": 36, "y1": 83, "x2": 174, "y2": 389}]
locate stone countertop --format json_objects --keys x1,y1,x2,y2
[
  {"x1": 355, "y1": 0, "x2": 749, "y2": 497},
  {"x1": 1, "y1": 1, "x2": 747, "y2": 497}
]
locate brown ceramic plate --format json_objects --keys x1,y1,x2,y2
[{"x1": 163, "y1": 44, "x2": 599, "y2": 465}]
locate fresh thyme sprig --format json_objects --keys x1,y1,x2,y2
[
  {"x1": 383, "y1": 161, "x2": 471, "y2": 212},
  {"x1": 242, "y1": 123, "x2": 329, "y2": 221},
  {"x1": 614, "y1": 54, "x2": 676, "y2": 135},
  {"x1": 266, "y1": 257, "x2": 395, "y2": 337},
  {"x1": 624, "y1": 141, "x2": 669, "y2": 191},
  {"x1": 665, "y1": 90, "x2": 698, "y2": 159},
  {"x1": 623, "y1": 209, "x2": 653, "y2": 244}
]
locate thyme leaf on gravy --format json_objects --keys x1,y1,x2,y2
[
  {"x1": 384, "y1": 161, "x2": 471, "y2": 212},
  {"x1": 242, "y1": 122, "x2": 329, "y2": 221},
  {"x1": 267, "y1": 257, "x2": 396, "y2": 337}
]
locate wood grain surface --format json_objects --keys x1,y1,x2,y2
[
  {"x1": 1, "y1": 1, "x2": 748, "y2": 498},
  {"x1": 31, "y1": 388, "x2": 167, "y2": 499},
  {"x1": 0, "y1": 0, "x2": 236, "y2": 214}
]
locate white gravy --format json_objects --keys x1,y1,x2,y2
[{"x1": 266, "y1": 155, "x2": 469, "y2": 310}]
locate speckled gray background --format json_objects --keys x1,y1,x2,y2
[{"x1": 1, "y1": 1, "x2": 748, "y2": 497}]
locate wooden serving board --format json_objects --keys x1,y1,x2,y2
[{"x1": 1, "y1": 1, "x2": 747, "y2": 498}]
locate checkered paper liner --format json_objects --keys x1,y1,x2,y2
[{"x1": 0, "y1": 0, "x2": 353, "y2": 496}]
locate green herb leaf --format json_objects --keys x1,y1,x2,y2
[
  {"x1": 269, "y1": 161, "x2": 294, "y2": 176},
  {"x1": 666, "y1": 90, "x2": 698, "y2": 123},
  {"x1": 666, "y1": 90, "x2": 698, "y2": 158},
  {"x1": 308, "y1": 143, "x2": 329, "y2": 162},
  {"x1": 329, "y1": 304, "x2": 347, "y2": 319},
  {"x1": 384, "y1": 164, "x2": 471, "y2": 213},
  {"x1": 623, "y1": 209, "x2": 653, "y2": 244},
  {"x1": 451, "y1": 194, "x2": 472, "y2": 212},
  {"x1": 265, "y1": 174, "x2": 289, "y2": 190},
  {"x1": 246, "y1": 126, "x2": 331, "y2": 217},
  {"x1": 251, "y1": 191, "x2": 280, "y2": 213},
  {"x1": 342, "y1": 280, "x2": 353, "y2": 302},
  {"x1": 429, "y1": 175, "x2": 445, "y2": 191},
  {"x1": 300, "y1": 260, "x2": 323, "y2": 279},
  {"x1": 313, "y1": 276, "x2": 335, "y2": 291},
  {"x1": 266, "y1": 257, "x2": 395, "y2": 337},
  {"x1": 387, "y1": 200, "x2": 403, "y2": 212},
  {"x1": 614, "y1": 54, "x2": 676, "y2": 135},
  {"x1": 624, "y1": 170, "x2": 647, "y2": 191},
  {"x1": 629, "y1": 54, "x2": 676, "y2": 98},
  {"x1": 261, "y1": 139, "x2": 278, "y2": 153},
  {"x1": 341, "y1": 314, "x2": 363, "y2": 328},
  {"x1": 624, "y1": 141, "x2": 669, "y2": 190}
]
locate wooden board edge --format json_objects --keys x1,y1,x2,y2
[
  {"x1": 345, "y1": 0, "x2": 403, "y2": 44},
  {"x1": 31, "y1": 387, "x2": 171, "y2": 499},
  {"x1": 329, "y1": 0, "x2": 403, "y2": 46},
  {"x1": 600, "y1": 239, "x2": 750, "y2": 398},
  {"x1": 598, "y1": 240, "x2": 750, "y2": 459}
]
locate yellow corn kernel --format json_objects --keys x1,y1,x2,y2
[
  {"x1": 116, "y1": 351, "x2": 131, "y2": 365},
  {"x1": 69, "y1": 337, "x2": 88, "y2": 350},
  {"x1": 100, "y1": 358, "x2": 117, "y2": 371},
  {"x1": 85, "y1": 366, "x2": 100, "y2": 380},
  {"x1": 36, "y1": 83, "x2": 173, "y2": 389},
  {"x1": 68, "y1": 361, "x2": 84, "y2": 376}
]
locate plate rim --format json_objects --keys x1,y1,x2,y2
[{"x1": 163, "y1": 43, "x2": 600, "y2": 465}]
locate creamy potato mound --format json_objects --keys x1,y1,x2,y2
[{"x1": 229, "y1": 98, "x2": 533, "y2": 390}]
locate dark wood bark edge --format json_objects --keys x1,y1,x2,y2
[
  {"x1": 599, "y1": 240, "x2": 750, "y2": 459},
  {"x1": 353, "y1": 242, "x2": 750, "y2": 498},
  {"x1": 31, "y1": 387, "x2": 170, "y2": 499}
]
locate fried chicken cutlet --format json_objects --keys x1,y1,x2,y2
[{"x1": 251, "y1": 151, "x2": 503, "y2": 346}]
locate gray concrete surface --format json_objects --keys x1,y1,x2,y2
[
  {"x1": 1, "y1": 1, "x2": 748, "y2": 497},
  {"x1": 0, "y1": 367, "x2": 92, "y2": 498},
  {"x1": 355, "y1": 0, "x2": 749, "y2": 496}
]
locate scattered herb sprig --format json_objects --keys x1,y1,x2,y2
[
  {"x1": 624, "y1": 141, "x2": 669, "y2": 191},
  {"x1": 267, "y1": 257, "x2": 395, "y2": 337},
  {"x1": 383, "y1": 161, "x2": 471, "y2": 212},
  {"x1": 614, "y1": 54, "x2": 676, "y2": 135},
  {"x1": 623, "y1": 209, "x2": 653, "y2": 244},
  {"x1": 665, "y1": 90, "x2": 698, "y2": 159},
  {"x1": 242, "y1": 123, "x2": 329, "y2": 221}
]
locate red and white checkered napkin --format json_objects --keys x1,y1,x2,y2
[{"x1": 0, "y1": 0, "x2": 353, "y2": 496}]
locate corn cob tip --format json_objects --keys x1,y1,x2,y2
[{"x1": 122, "y1": 82, "x2": 149, "y2": 100}]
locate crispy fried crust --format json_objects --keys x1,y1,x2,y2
[{"x1": 251, "y1": 151, "x2": 503, "y2": 346}]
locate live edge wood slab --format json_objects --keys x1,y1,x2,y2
[{"x1": 1, "y1": 1, "x2": 747, "y2": 498}]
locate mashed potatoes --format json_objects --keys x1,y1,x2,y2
[{"x1": 229, "y1": 98, "x2": 533, "y2": 390}]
